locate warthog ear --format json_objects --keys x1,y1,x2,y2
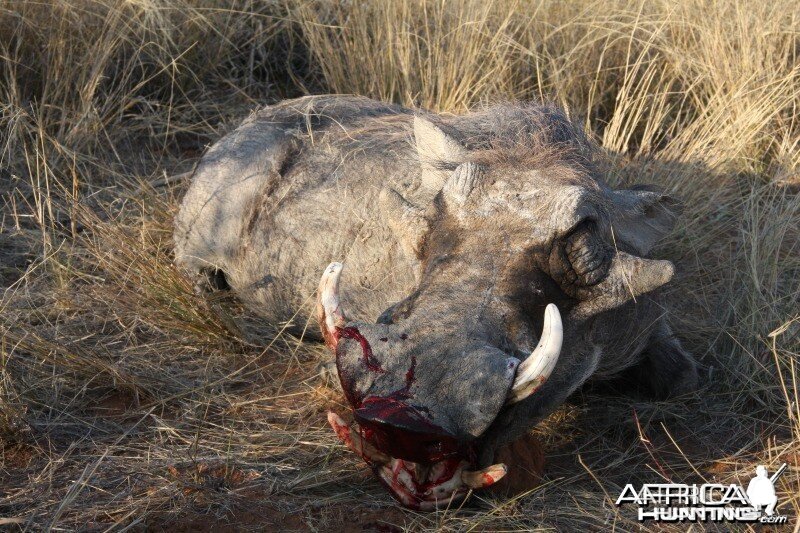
[
  {"x1": 610, "y1": 186, "x2": 682, "y2": 255},
  {"x1": 414, "y1": 115, "x2": 468, "y2": 191}
]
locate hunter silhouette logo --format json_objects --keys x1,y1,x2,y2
[
  {"x1": 616, "y1": 463, "x2": 789, "y2": 524},
  {"x1": 746, "y1": 464, "x2": 785, "y2": 517}
]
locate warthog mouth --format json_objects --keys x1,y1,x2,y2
[
  {"x1": 327, "y1": 411, "x2": 506, "y2": 510},
  {"x1": 318, "y1": 263, "x2": 563, "y2": 509}
]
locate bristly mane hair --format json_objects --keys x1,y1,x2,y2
[
  {"x1": 450, "y1": 103, "x2": 599, "y2": 172},
  {"x1": 302, "y1": 99, "x2": 603, "y2": 175}
]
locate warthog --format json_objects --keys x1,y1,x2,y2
[{"x1": 174, "y1": 95, "x2": 698, "y2": 509}]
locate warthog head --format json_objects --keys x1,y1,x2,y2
[{"x1": 319, "y1": 110, "x2": 680, "y2": 509}]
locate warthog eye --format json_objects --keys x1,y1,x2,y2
[{"x1": 557, "y1": 220, "x2": 611, "y2": 287}]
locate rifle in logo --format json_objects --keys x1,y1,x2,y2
[{"x1": 770, "y1": 463, "x2": 788, "y2": 484}]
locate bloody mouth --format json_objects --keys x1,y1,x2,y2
[
  {"x1": 328, "y1": 326, "x2": 505, "y2": 510},
  {"x1": 327, "y1": 411, "x2": 505, "y2": 510}
]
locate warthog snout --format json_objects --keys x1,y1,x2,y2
[{"x1": 317, "y1": 262, "x2": 561, "y2": 509}]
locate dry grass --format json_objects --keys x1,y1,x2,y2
[{"x1": 1, "y1": 0, "x2": 799, "y2": 530}]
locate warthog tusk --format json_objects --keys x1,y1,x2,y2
[
  {"x1": 507, "y1": 303, "x2": 563, "y2": 405},
  {"x1": 461, "y1": 463, "x2": 508, "y2": 489},
  {"x1": 317, "y1": 262, "x2": 347, "y2": 342},
  {"x1": 327, "y1": 411, "x2": 390, "y2": 465}
]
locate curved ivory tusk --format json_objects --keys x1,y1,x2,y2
[
  {"x1": 316, "y1": 262, "x2": 347, "y2": 339},
  {"x1": 461, "y1": 463, "x2": 508, "y2": 489},
  {"x1": 327, "y1": 411, "x2": 390, "y2": 465},
  {"x1": 506, "y1": 303, "x2": 563, "y2": 405}
]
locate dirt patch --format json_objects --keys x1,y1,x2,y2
[
  {"x1": 89, "y1": 389, "x2": 141, "y2": 417},
  {"x1": 0, "y1": 229, "x2": 35, "y2": 289},
  {"x1": 1, "y1": 442, "x2": 37, "y2": 471},
  {"x1": 147, "y1": 494, "x2": 411, "y2": 532}
]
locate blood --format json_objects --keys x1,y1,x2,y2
[
  {"x1": 329, "y1": 327, "x2": 483, "y2": 509},
  {"x1": 403, "y1": 356, "x2": 416, "y2": 392},
  {"x1": 390, "y1": 461, "x2": 409, "y2": 505},
  {"x1": 334, "y1": 333, "x2": 415, "y2": 410},
  {"x1": 329, "y1": 417, "x2": 353, "y2": 448},
  {"x1": 330, "y1": 408, "x2": 490, "y2": 509},
  {"x1": 332, "y1": 326, "x2": 386, "y2": 407},
  {"x1": 375, "y1": 457, "x2": 466, "y2": 509},
  {"x1": 337, "y1": 334, "x2": 467, "y2": 463},
  {"x1": 376, "y1": 355, "x2": 417, "y2": 402},
  {"x1": 355, "y1": 398, "x2": 467, "y2": 464},
  {"x1": 427, "y1": 459, "x2": 462, "y2": 488},
  {"x1": 335, "y1": 326, "x2": 385, "y2": 373}
]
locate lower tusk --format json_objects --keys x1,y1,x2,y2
[
  {"x1": 327, "y1": 411, "x2": 390, "y2": 465},
  {"x1": 461, "y1": 463, "x2": 507, "y2": 489}
]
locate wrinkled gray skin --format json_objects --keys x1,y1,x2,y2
[{"x1": 174, "y1": 95, "x2": 698, "y2": 468}]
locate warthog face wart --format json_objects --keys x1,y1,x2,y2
[{"x1": 173, "y1": 96, "x2": 699, "y2": 510}]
